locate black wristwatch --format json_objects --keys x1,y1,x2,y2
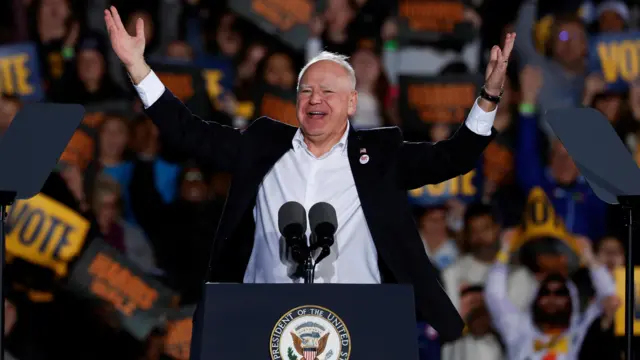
[{"x1": 479, "y1": 86, "x2": 504, "y2": 104}]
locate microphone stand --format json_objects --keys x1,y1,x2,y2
[{"x1": 303, "y1": 253, "x2": 315, "y2": 284}]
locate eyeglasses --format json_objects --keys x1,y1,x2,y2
[{"x1": 539, "y1": 287, "x2": 570, "y2": 297}]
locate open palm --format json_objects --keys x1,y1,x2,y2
[
  {"x1": 484, "y1": 32, "x2": 516, "y2": 95},
  {"x1": 104, "y1": 6, "x2": 145, "y2": 67}
]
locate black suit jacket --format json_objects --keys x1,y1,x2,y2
[{"x1": 145, "y1": 89, "x2": 496, "y2": 342}]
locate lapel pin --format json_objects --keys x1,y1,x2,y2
[
  {"x1": 359, "y1": 154, "x2": 370, "y2": 164},
  {"x1": 360, "y1": 148, "x2": 367, "y2": 154}
]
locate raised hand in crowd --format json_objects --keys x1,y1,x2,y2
[
  {"x1": 576, "y1": 235, "x2": 596, "y2": 266},
  {"x1": 310, "y1": 15, "x2": 325, "y2": 38},
  {"x1": 519, "y1": 65, "x2": 543, "y2": 106},
  {"x1": 381, "y1": 18, "x2": 398, "y2": 41},
  {"x1": 63, "y1": 20, "x2": 80, "y2": 49},
  {"x1": 481, "y1": 32, "x2": 516, "y2": 112},
  {"x1": 582, "y1": 73, "x2": 607, "y2": 106},
  {"x1": 104, "y1": 6, "x2": 148, "y2": 83},
  {"x1": 4, "y1": 299, "x2": 17, "y2": 336}
]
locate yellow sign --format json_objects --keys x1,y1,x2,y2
[
  {"x1": 6, "y1": 194, "x2": 90, "y2": 277},
  {"x1": 597, "y1": 39, "x2": 640, "y2": 84},
  {"x1": 614, "y1": 267, "x2": 640, "y2": 336}
]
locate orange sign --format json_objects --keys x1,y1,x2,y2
[
  {"x1": 165, "y1": 317, "x2": 193, "y2": 360},
  {"x1": 60, "y1": 130, "x2": 95, "y2": 170},
  {"x1": 157, "y1": 72, "x2": 195, "y2": 102},
  {"x1": 399, "y1": 0, "x2": 464, "y2": 33},
  {"x1": 407, "y1": 83, "x2": 476, "y2": 123},
  {"x1": 88, "y1": 252, "x2": 159, "y2": 316},
  {"x1": 260, "y1": 93, "x2": 298, "y2": 126},
  {"x1": 251, "y1": 0, "x2": 312, "y2": 32}
]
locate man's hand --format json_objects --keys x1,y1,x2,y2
[
  {"x1": 479, "y1": 32, "x2": 516, "y2": 112},
  {"x1": 576, "y1": 235, "x2": 596, "y2": 266},
  {"x1": 104, "y1": 6, "x2": 149, "y2": 84}
]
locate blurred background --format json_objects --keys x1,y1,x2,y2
[{"x1": 0, "y1": 0, "x2": 639, "y2": 359}]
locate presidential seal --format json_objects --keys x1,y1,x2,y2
[{"x1": 270, "y1": 305, "x2": 351, "y2": 360}]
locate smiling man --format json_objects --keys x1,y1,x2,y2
[{"x1": 105, "y1": 5, "x2": 515, "y2": 346}]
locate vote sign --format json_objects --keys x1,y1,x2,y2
[
  {"x1": 0, "y1": 42, "x2": 44, "y2": 101},
  {"x1": 5, "y1": 193, "x2": 90, "y2": 277},
  {"x1": 589, "y1": 31, "x2": 640, "y2": 92}
]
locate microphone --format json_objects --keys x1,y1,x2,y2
[
  {"x1": 309, "y1": 202, "x2": 338, "y2": 265},
  {"x1": 278, "y1": 201, "x2": 308, "y2": 265}
]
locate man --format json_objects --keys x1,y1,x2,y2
[
  {"x1": 104, "y1": 6, "x2": 515, "y2": 342},
  {"x1": 484, "y1": 234, "x2": 617, "y2": 360}
]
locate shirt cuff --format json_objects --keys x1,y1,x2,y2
[
  {"x1": 133, "y1": 70, "x2": 166, "y2": 109},
  {"x1": 464, "y1": 97, "x2": 497, "y2": 136}
]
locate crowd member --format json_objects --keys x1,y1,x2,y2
[{"x1": 0, "y1": 0, "x2": 637, "y2": 359}]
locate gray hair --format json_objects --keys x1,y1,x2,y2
[{"x1": 297, "y1": 51, "x2": 356, "y2": 91}]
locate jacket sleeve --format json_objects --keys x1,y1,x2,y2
[
  {"x1": 135, "y1": 70, "x2": 242, "y2": 172},
  {"x1": 515, "y1": 111, "x2": 545, "y2": 191},
  {"x1": 396, "y1": 99, "x2": 497, "y2": 190}
]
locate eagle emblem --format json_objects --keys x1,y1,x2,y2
[
  {"x1": 270, "y1": 305, "x2": 351, "y2": 360},
  {"x1": 290, "y1": 323, "x2": 329, "y2": 360}
]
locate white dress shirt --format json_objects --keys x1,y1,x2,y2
[{"x1": 133, "y1": 70, "x2": 497, "y2": 284}]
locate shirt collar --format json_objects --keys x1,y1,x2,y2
[{"x1": 292, "y1": 122, "x2": 351, "y2": 158}]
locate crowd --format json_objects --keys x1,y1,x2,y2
[{"x1": 0, "y1": 0, "x2": 638, "y2": 359}]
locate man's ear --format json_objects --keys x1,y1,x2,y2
[{"x1": 347, "y1": 90, "x2": 358, "y2": 117}]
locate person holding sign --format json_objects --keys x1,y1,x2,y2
[
  {"x1": 105, "y1": 5, "x2": 514, "y2": 342},
  {"x1": 484, "y1": 231, "x2": 617, "y2": 360}
]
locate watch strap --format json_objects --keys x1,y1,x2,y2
[{"x1": 479, "y1": 86, "x2": 503, "y2": 104}]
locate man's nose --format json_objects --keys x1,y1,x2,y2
[{"x1": 309, "y1": 91, "x2": 322, "y2": 104}]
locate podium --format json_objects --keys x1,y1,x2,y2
[{"x1": 190, "y1": 283, "x2": 419, "y2": 360}]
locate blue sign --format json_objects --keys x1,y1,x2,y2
[
  {"x1": 589, "y1": 31, "x2": 640, "y2": 92},
  {"x1": 197, "y1": 56, "x2": 235, "y2": 105},
  {"x1": 0, "y1": 42, "x2": 44, "y2": 101}
]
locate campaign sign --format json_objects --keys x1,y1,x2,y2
[
  {"x1": 408, "y1": 169, "x2": 480, "y2": 206},
  {"x1": 164, "y1": 305, "x2": 196, "y2": 360},
  {"x1": 198, "y1": 56, "x2": 235, "y2": 107},
  {"x1": 253, "y1": 84, "x2": 298, "y2": 126},
  {"x1": 397, "y1": 0, "x2": 475, "y2": 44},
  {"x1": 5, "y1": 194, "x2": 90, "y2": 277},
  {"x1": 399, "y1": 74, "x2": 483, "y2": 136},
  {"x1": 228, "y1": 0, "x2": 316, "y2": 50},
  {"x1": 0, "y1": 42, "x2": 44, "y2": 101},
  {"x1": 68, "y1": 239, "x2": 178, "y2": 340},
  {"x1": 150, "y1": 62, "x2": 211, "y2": 118},
  {"x1": 589, "y1": 31, "x2": 640, "y2": 92}
]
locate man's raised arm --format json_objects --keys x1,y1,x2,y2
[
  {"x1": 396, "y1": 33, "x2": 515, "y2": 190},
  {"x1": 104, "y1": 6, "x2": 241, "y2": 171}
]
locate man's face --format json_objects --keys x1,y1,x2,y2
[
  {"x1": 535, "y1": 281, "x2": 571, "y2": 318},
  {"x1": 420, "y1": 209, "x2": 447, "y2": 238},
  {"x1": 597, "y1": 237, "x2": 625, "y2": 271},
  {"x1": 77, "y1": 49, "x2": 104, "y2": 83},
  {"x1": 552, "y1": 22, "x2": 587, "y2": 67},
  {"x1": 264, "y1": 53, "x2": 295, "y2": 90},
  {"x1": 296, "y1": 60, "x2": 357, "y2": 140},
  {"x1": 468, "y1": 215, "x2": 499, "y2": 261}
]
